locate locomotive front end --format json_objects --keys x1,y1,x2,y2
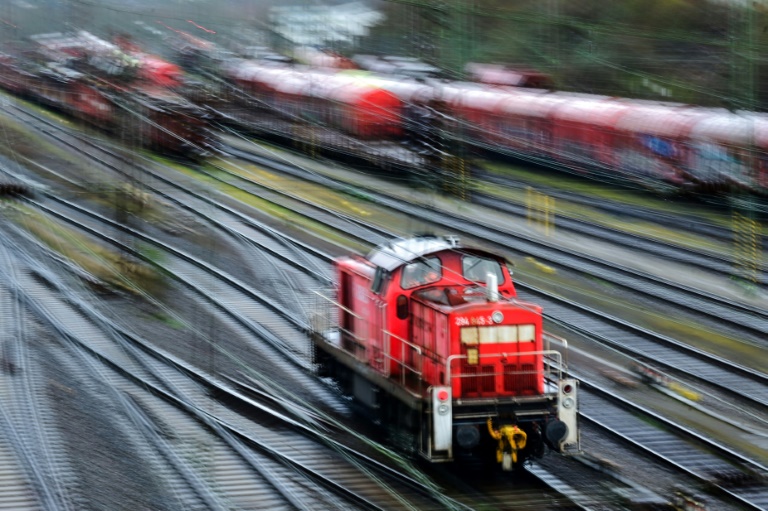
[{"x1": 416, "y1": 281, "x2": 579, "y2": 469}]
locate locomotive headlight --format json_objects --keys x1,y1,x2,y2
[
  {"x1": 562, "y1": 397, "x2": 575, "y2": 409},
  {"x1": 438, "y1": 404, "x2": 450, "y2": 415},
  {"x1": 492, "y1": 311, "x2": 504, "y2": 324}
]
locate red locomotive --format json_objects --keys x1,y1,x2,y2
[{"x1": 311, "y1": 235, "x2": 579, "y2": 470}]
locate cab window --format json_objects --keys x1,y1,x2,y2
[
  {"x1": 462, "y1": 255, "x2": 504, "y2": 283},
  {"x1": 401, "y1": 257, "x2": 442, "y2": 290}
]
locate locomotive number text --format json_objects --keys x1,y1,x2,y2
[{"x1": 454, "y1": 315, "x2": 493, "y2": 326}]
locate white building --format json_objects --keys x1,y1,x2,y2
[{"x1": 269, "y1": 2, "x2": 384, "y2": 48}]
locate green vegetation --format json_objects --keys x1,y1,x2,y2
[
  {"x1": 169, "y1": 159, "x2": 376, "y2": 252},
  {"x1": 13, "y1": 205, "x2": 166, "y2": 296},
  {"x1": 147, "y1": 309, "x2": 187, "y2": 329},
  {"x1": 365, "y1": 0, "x2": 767, "y2": 110},
  {"x1": 0, "y1": 109, "x2": 85, "y2": 170}
]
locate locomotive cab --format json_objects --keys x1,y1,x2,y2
[{"x1": 313, "y1": 235, "x2": 579, "y2": 470}]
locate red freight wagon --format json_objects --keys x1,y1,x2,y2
[
  {"x1": 225, "y1": 62, "x2": 403, "y2": 139},
  {"x1": 687, "y1": 112, "x2": 768, "y2": 191},
  {"x1": 549, "y1": 98, "x2": 630, "y2": 171},
  {"x1": 611, "y1": 104, "x2": 707, "y2": 187}
]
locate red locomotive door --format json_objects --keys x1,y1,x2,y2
[
  {"x1": 369, "y1": 296, "x2": 387, "y2": 373},
  {"x1": 338, "y1": 271, "x2": 353, "y2": 350},
  {"x1": 457, "y1": 326, "x2": 495, "y2": 398}
]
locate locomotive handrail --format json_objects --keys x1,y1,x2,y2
[
  {"x1": 382, "y1": 330, "x2": 423, "y2": 387},
  {"x1": 383, "y1": 331, "x2": 423, "y2": 357},
  {"x1": 543, "y1": 333, "x2": 568, "y2": 369},
  {"x1": 444, "y1": 350, "x2": 564, "y2": 385},
  {"x1": 311, "y1": 289, "x2": 344, "y2": 310},
  {"x1": 311, "y1": 290, "x2": 368, "y2": 360}
]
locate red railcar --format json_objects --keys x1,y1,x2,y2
[
  {"x1": 434, "y1": 85, "x2": 768, "y2": 195},
  {"x1": 610, "y1": 104, "x2": 706, "y2": 187},
  {"x1": 119, "y1": 85, "x2": 213, "y2": 156},
  {"x1": 207, "y1": 51, "x2": 768, "y2": 195},
  {"x1": 224, "y1": 62, "x2": 404, "y2": 139},
  {"x1": 355, "y1": 70, "x2": 768, "y2": 196},
  {"x1": 0, "y1": 53, "x2": 34, "y2": 95},
  {"x1": 0, "y1": 53, "x2": 213, "y2": 159},
  {"x1": 686, "y1": 112, "x2": 768, "y2": 191},
  {"x1": 31, "y1": 31, "x2": 183, "y2": 90},
  {"x1": 4, "y1": 60, "x2": 116, "y2": 128},
  {"x1": 135, "y1": 55, "x2": 184, "y2": 88},
  {"x1": 465, "y1": 63, "x2": 554, "y2": 89},
  {"x1": 311, "y1": 235, "x2": 578, "y2": 470}
]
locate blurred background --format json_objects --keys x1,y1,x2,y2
[{"x1": 2, "y1": 0, "x2": 765, "y2": 111}]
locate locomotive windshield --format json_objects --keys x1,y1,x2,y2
[
  {"x1": 462, "y1": 255, "x2": 504, "y2": 283},
  {"x1": 401, "y1": 257, "x2": 442, "y2": 289}
]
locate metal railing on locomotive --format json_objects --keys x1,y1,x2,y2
[
  {"x1": 309, "y1": 291, "x2": 422, "y2": 382},
  {"x1": 311, "y1": 291, "x2": 568, "y2": 394},
  {"x1": 444, "y1": 350, "x2": 564, "y2": 394}
]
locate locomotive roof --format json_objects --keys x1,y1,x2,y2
[
  {"x1": 367, "y1": 236, "x2": 461, "y2": 271},
  {"x1": 366, "y1": 236, "x2": 502, "y2": 271}
]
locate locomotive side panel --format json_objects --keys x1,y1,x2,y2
[{"x1": 335, "y1": 257, "x2": 378, "y2": 362}]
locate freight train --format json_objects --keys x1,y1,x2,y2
[
  {"x1": 311, "y1": 235, "x2": 579, "y2": 470},
  {"x1": 200, "y1": 55, "x2": 768, "y2": 197},
  {"x1": 196, "y1": 59, "x2": 425, "y2": 172},
  {"x1": 0, "y1": 33, "x2": 214, "y2": 159}
]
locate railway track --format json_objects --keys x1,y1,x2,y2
[
  {"x1": 474, "y1": 169, "x2": 767, "y2": 250},
  {"x1": 219, "y1": 142, "x2": 768, "y2": 346},
  {"x1": 6, "y1": 98, "x2": 768, "y2": 510},
  {"x1": 194, "y1": 152, "x2": 768, "y2": 415},
  {"x1": 209, "y1": 142, "x2": 768, "y2": 394},
  {"x1": 472, "y1": 188, "x2": 768, "y2": 287},
  {"x1": 0, "y1": 136, "x2": 592, "y2": 511},
  {"x1": 0, "y1": 231, "x2": 470, "y2": 511},
  {"x1": 22, "y1": 195, "x2": 744, "y2": 508},
  {"x1": 1, "y1": 197, "x2": 669, "y2": 510},
  {"x1": 524, "y1": 285, "x2": 768, "y2": 409},
  {"x1": 13, "y1": 182, "x2": 609, "y2": 508},
  {"x1": 578, "y1": 377, "x2": 768, "y2": 510},
  {"x1": 0, "y1": 239, "x2": 52, "y2": 511},
  {"x1": 203, "y1": 141, "x2": 768, "y2": 497},
  {"x1": 31, "y1": 117, "x2": 759, "y2": 436},
  {"x1": 27, "y1": 145, "x2": 763, "y2": 415}
]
